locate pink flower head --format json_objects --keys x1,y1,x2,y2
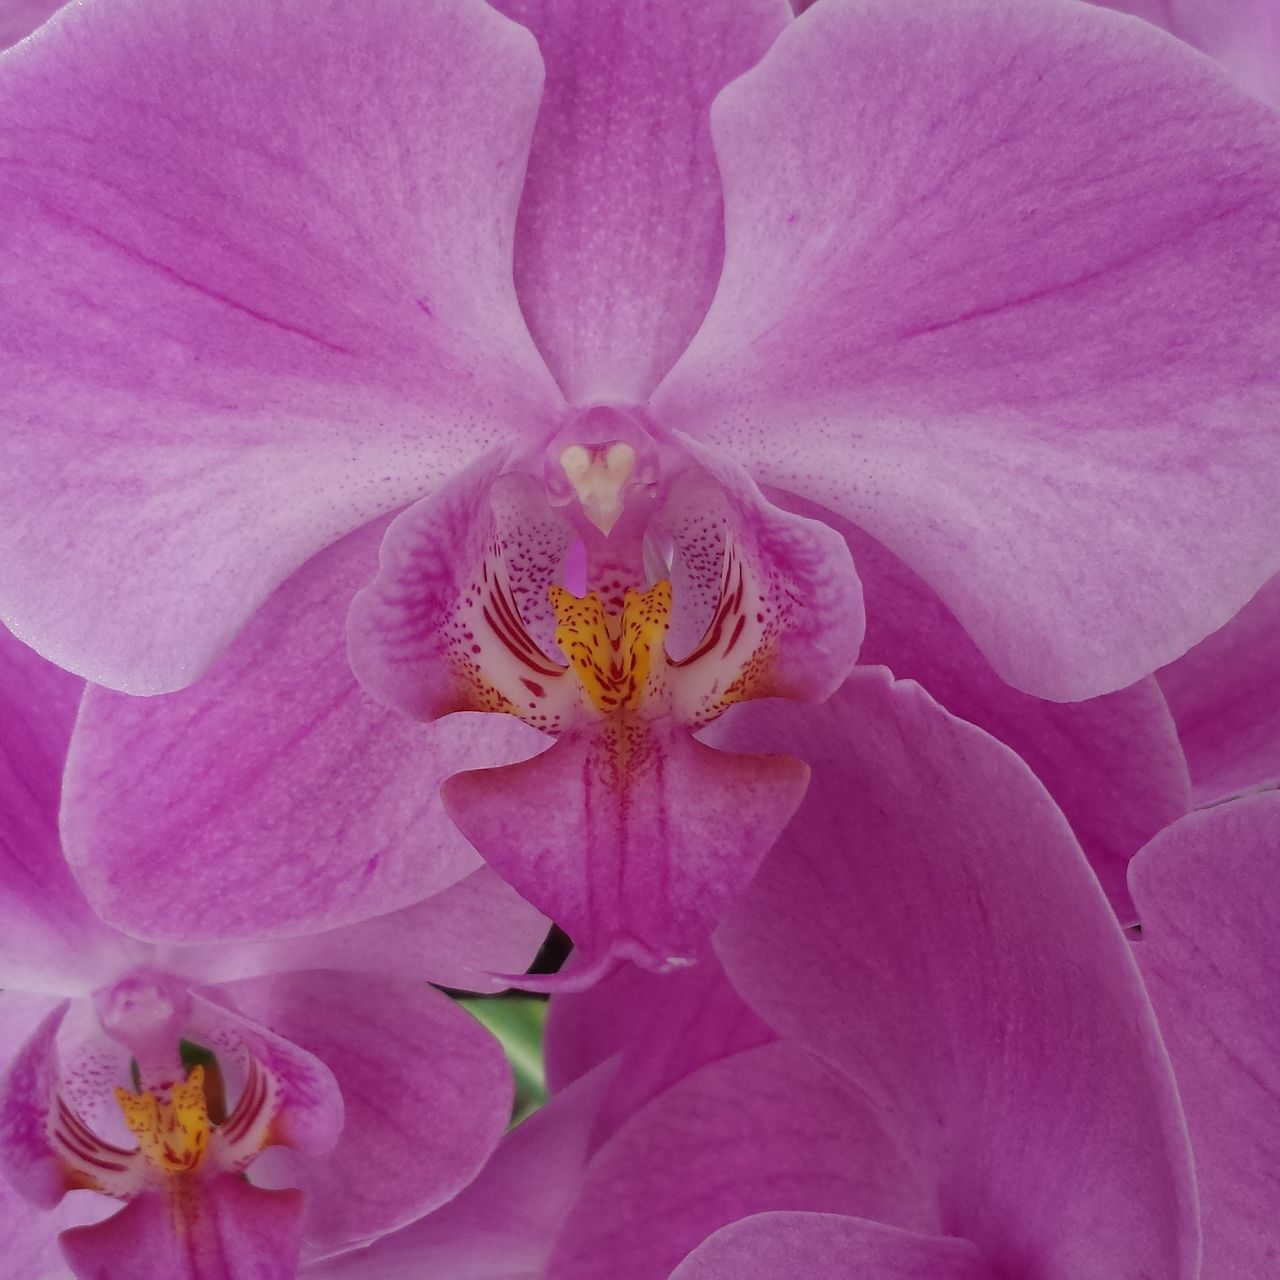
[
  {"x1": 4, "y1": 0, "x2": 1280, "y2": 972},
  {"x1": 0, "y1": 628, "x2": 529, "y2": 1277}
]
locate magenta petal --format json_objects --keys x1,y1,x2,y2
[
  {"x1": 0, "y1": 629, "x2": 141, "y2": 992},
  {"x1": 547, "y1": 1042, "x2": 932, "y2": 1280},
  {"x1": 0, "y1": 0, "x2": 63, "y2": 49},
  {"x1": 59, "y1": 1178, "x2": 303, "y2": 1280},
  {"x1": 711, "y1": 671, "x2": 1197, "y2": 1278},
  {"x1": 1129, "y1": 794, "x2": 1280, "y2": 1278},
  {"x1": 494, "y1": 0, "x2": 789, "y2": 402},
  {"x1": 0, "y1": 0, "x2": 561, "y2": 693},
  {"x1": 210, "y1": 970, "x2": 511, "y2": 1254},
  {"x1": 62, "y1": 521, "x2": 537, "y2": 942},
  {"x1": 309, "y1": 1063, "x2": 614, "y2": 1280},
  {"x1": 545, "y1": 957, "x2": 772, "y2": 1149},
  {"x1": 671, "y1": 1214, "x2": 994, "y2": 1280},
  {"x1": 1157, "y1": 573, "x2": 1280, "y2": 804},
  {"x1": 0, "y1": 1170, "x2": 105, "y2": 1280},
  {"x1": 443, "y1": 725, "x2": 809, "y2": 981},
  {"x1": 843, "y1": 518, "x2": 1189, "y2": 919},
  {"x1": 654, "y1": 0, "x2": 1280, "y2": 699}
]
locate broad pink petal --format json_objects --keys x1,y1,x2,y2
[
  {"x1": 1157, "y1": 573, "x2": 1280, "y2": 804},
  {"x1": 0, "y1": 0, "x2": 62, "y2": 49},
  {"x1": 653, "y1": 0, "x2": 1280, "y2": 699},
  {"x1": 710, "y1": 671, "x2": 1198, "y2": 1278},
  {"x1": 1129, "y1": 794, "x2": 1280, "y2": 1278},
  {"x1": 545, "y1": 957, "x2": 772, "y2": 1149},
  {"x1": 0, "y1": 0, "x2": 562, "y2": 693},
  {"x1": 443, "y1": 724, "x2": 809, "y2": 985},
  {"x1": 309, "y1": 1063, "x2": 614, "y2": 1280},
  {"x1": 843, "y1": 517, "x2": 1189, "y2": 919},
  {"x1": 59, "y1": 1177, "x2": 304, "y2": 1280},
  {"x1": 493, "y1": 0, "x2": 789, "y2": 403},
  {"x1": 172, "y1": 869, "x2": 547, "y2": 995},
  {"x1": 671, "y1": 1214, "x2": 994, "y2": 1280},
  {"x1": 62, "y1": 521, "x2": 539, "y2": 942},
  {"x1": 547, "y1": 1043, "x2": 933, "y2": 1280},
  {"x1": 0, "y1": 629, "x2": 142, "y2": 992},
  {"x1": 0, "y1": 1172, "x2": 104, "y2": 1280},
  {"x1": 210, "y1": 970, "x2": 511, "y2": 1255}
]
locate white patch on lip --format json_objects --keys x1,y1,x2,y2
[{"x1": 560, "y1": 441, "x2": 636, "y2": 535}]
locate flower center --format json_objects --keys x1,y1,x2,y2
[
  {"x1": 550, "y1": 579, "x2": 672, "y2": 713},
  {"x1": 114, "y1": 1064, "x2": 211, "y2": 1176},
  {"x1": 558, "y1": 441, "x2": 637, "y2": 535}
]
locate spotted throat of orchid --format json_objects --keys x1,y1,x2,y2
[
  {"x1": 0, "y1": 970, "x2": 340, "y2": 1275},
  {"x1": 348, "y1": 406, "x2": 862, "y2": 986}
]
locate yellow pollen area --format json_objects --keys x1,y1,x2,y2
[
  {"x1": 114, "y1": 1064, "x2": 211, "y2": 1176},
  {"x1": 550, "y1": 580, "x2": 672, "y2": 713}
]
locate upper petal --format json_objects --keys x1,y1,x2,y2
[
  {"x1": 653, "y1": 0, "x2": 1280, "y2": 699},
  {"x1": 710, "y1": 671, "x2": 1198, "y2": 1278},
  {"x1": 494, "y1": 0, "x2": 790, "y2": 403},
  {"x1": 1128, "y1": 794, "x2": 1280, "y2": 1279},
  {"x1": 0, "y1": 0, "x2": 561, "y2": 692},
  {"x1": 1156, "y1": 572, "x2": 1280, "y2": 804},
  {"x1": 62, "y1": 520, "x2": 539, "y2": 942}
]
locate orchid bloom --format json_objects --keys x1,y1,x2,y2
[
  {"x1": 533, "y1": 671, "x2": 1198, "y2": 1279},
  {"x1": 4, "y1": 0, "x2": 1280, "y2": 978},
  {"x1": 0, "y1": 627, "x2": 541, "y2": 1279}
]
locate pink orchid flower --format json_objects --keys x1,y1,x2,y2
[
  {"x1": 0, "y1": 628, "x2": 540, "y2": 1279},
  {"x1": 3, "y1": 0, "x2": 1279, "y2": 978}
]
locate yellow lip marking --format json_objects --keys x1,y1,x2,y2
[
  {"x1": 115, "y1": 1064, "x2": 211, "y2": 1175},
  {"x1": 550, "y1": 579, "x2": 672, "y2": 714}
]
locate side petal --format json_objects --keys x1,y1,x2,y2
[
  {"x1": 207, "y1": 970, "x2": 512, "y2": 1255},
  {"x1": 171, "y1": 869, "x2": 548, "y2": 995},
  {"x1": 1128, "y1": 794, "x2": 1280, "y2": 1279},
  {"x1": 671, "y1": 1214, "x2": 994, "y2": 1280},
  {"x1": 546, "y1": 1043, "x2": 933, "y2": 1280},
  {"x1": 842, "y1": 516, "x2": 1189, "y2": 919},
  {"x1": 710, "y1": 671, "x2": 1198, "y2": 1278},
  {"x1": 0, "y1": 1171, "x2": 105, "y2": 1280},
  {"x1": 62, "y1": 520, "x2": 539, "y2": 942},
  {"x1": 59, "y1": 1178, "x2": 304, "y2": 1280},
  {"x1": 493, "y1": 0, "x2": 789, "y2": 402},
  {"x1": 0, "y1": 628, "x2": 141, "y2": 993},
  {"x1": 0, "y1": 0, "x2": 561, "y2": 692},
  {"x1": 442, "y1": 724, "x2": 810, "y2": 985},
  {"x1": 653, "y1": 0, "x2": 1280, "y2": 699},
  {"x1": 545, "y1": 957, "x2": 773, "y2": 1149},
  {"x1": 1157, "y1": 572, "x2": 1280, "y2": 804}
]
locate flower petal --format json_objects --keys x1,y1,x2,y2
[
  {"x1": 62, "y1": 520, "x2": 539, "y2": 942},
  {"x1": 710, "y1": 670, "x2": 1198, "y2": 1278},
  {"x1": 1157, "y1": 573, "x2": 1280, "y2": 804},
  {"x1": 0, "y1": 0, "x2": 561, "y2": 692},
  {"x1": 59, "y1": 1177, "x2": 304, "y2": 1280},
  {"x1": 547, "y1": 1043, "x2": 932, "y2": 1280},
  {"x1": 443, "y1": 723, "x2": 809, "y2": 985},
  {"x1": 842, "y1": 517, "x2": 1189, "y2": 919},
  {"x1": 493, "y1": 0, "x2": 789, "y2": 403},
  {"x1": 1128, "y1": 793, "x2": 1280, "y2": 1279},
  {"x1": 0, "y1": 629, "x2": 141, "y2": 993},
  {"x1": 653, "y1": 0, "x2": 1280, "y2": 699},
  {"x1": 545, "y1": 957, "x2": 772, "y2": 1149},
  {"x1": 671, "y1": 1214, "x2": 994, "y2": 1280},
  {"x1": 209, "y1": 970, "x2": 511, "y2": 1255},
  {"x1": 0, "y1": 0, "x2": 63, "y2": 50}
]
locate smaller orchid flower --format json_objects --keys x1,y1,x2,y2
[
  {"x1": 1129, "y1": 793, "x2": 1280, "y2": 1278},
  {"x1": 537, "y1": 671, "x2": 1199, "y2": 1280},
  {"x1": 0, "y1": 627, "x2": 540, "y2": 1279}
]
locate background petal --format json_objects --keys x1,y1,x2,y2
[
  {"x1": 212, "y1": 970, "x2": 512, "y2": 1256},
  {"x1": 1129, "y1": 794, "x2": 1280, "y2": 1279},
  {"x1": 1156, "y1": 573, "x2": 1280, "y2": 804},
  {"x1": 0, "y1": 0, "x2": 561, "y2": 692},
  {"x1": 671, "y1": 1214, "x2": 994, "y2": 1280},
  {"x1": 654, "y1": 0, "x2": 1280, "y2": 699},
  {"x1": 63, "y1": 521, "x2": 539, "y2": 942},
  {"x1": 711, "y1": 671, "x2": 1198, "y2": 1278},
  {"x1": 493, "y1": 0, "x2": 790, "y2": 403}
]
